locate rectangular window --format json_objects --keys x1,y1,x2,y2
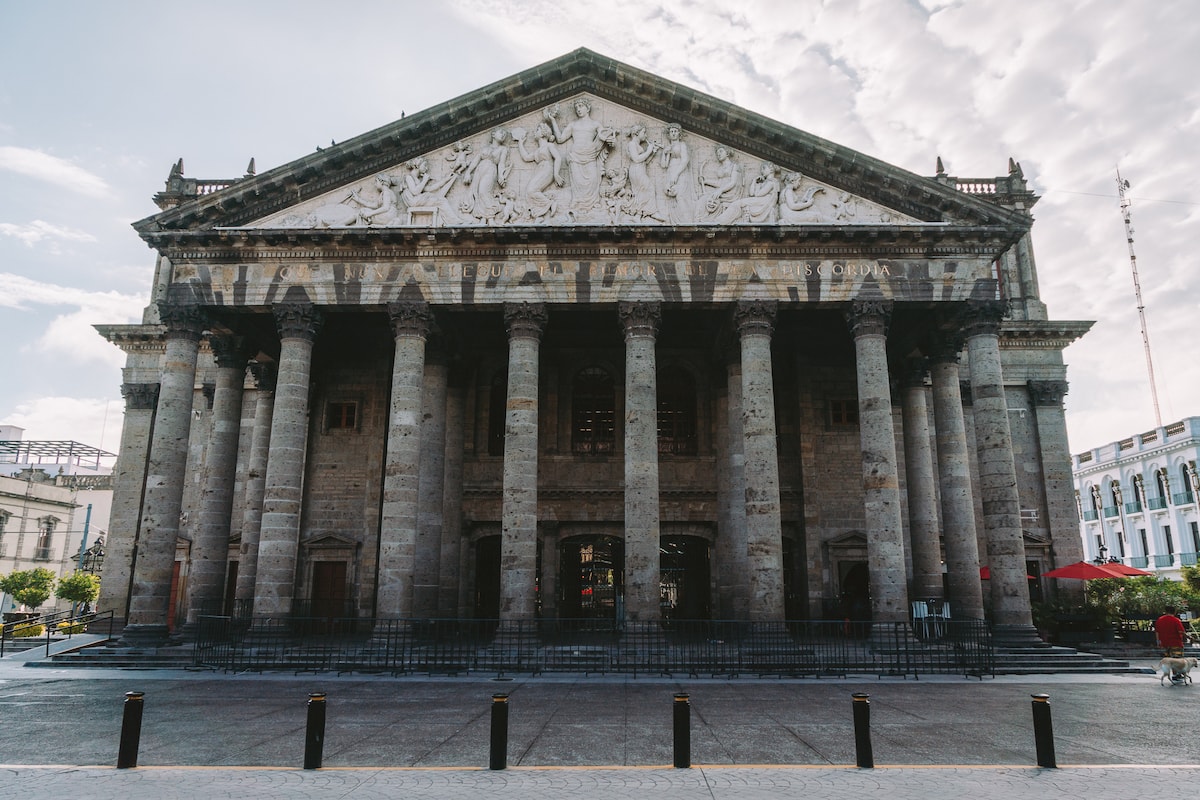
[
  {"x1": 1139, "y1": 528, "x2": 1149, "y2": 556},
  {"x1": 828, "y1": 398, "x2": 859, "y2": 427},
  {"x1": 1191, "y1": 521, "x2": 1199, "y2": 553},
  {"x1": 34, "y1": 518, "x2": 54, "y2": 560},
  {"x1": 1164, "y1": 525, "x2": 1175, "y2": 557},
  {"x1": 326, "y1": 401, "x2": 358, "y2": 431}
]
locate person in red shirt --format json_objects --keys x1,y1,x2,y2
[{"x1": 1154, "y1": 605, "x2": 1187, "y2": 659}]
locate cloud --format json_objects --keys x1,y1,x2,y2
[
  {"x1": 0, "y1": 396, "x2": 123, "y2": 453},
  {"x1": 0, "y1": 146, "x2": 110, "y2": 198},
  {"x1": 0, "y1": 272, "x2": 145, "y2": 366},
  {"x1": 0, "y1": 219, "x2": 97, "y2": 248}
]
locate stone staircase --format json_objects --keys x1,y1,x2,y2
[
  {"x1": 33, "y1": 640, "x2": 206, "y2": 670},
  {"x1": 992, "y1": 643, "x2": 1148, "y2": 675}
]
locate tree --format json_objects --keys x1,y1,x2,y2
[
  {"x1": 55, "y1": 571, "x2": 101, "y2": 608},
  {"x1": 0, "y1": 568, "x2": 57, "y2": 611}
]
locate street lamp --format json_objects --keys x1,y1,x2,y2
[{"x1": 1094, "y1": 543, "x2": 1109, "y2": 566}]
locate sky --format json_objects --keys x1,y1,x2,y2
[{"x1": 0, "y1": 0, "x2": 1196, "y2": 460}]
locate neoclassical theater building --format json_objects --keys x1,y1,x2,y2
[{"x1": 97, "y1": 49, "x2": 1090, "y2": 646}]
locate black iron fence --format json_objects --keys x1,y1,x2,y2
[{"x1": 194, "y1": 617, "x2": 993, "y2": 678}]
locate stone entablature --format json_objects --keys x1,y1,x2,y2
[{"x1": 164, "y1": 254, "x2": 1000, "y2": 308}]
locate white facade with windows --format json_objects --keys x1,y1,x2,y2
[{"x1": 1072, "y1": 416, "x2": 1200, "y2": 580}]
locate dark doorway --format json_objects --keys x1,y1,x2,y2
[
  {"x1": 311, "y1": 561, "x2": 348, "y2": 620},
  {"x1": 474, "y1": 536, "x2": 501, "y2": 619},
  {"x1": 660, "y1": 536, "x2": 710, "y2": 620},
  {"x1": 223, "y1": 561, "x2": 238, "y2": 615},
  {"x1": 560, "y1": 535, "x2": 623, "y2": 619},
  {"x1": 839, "y1": 561, "x2": 871, "y2": 621}
]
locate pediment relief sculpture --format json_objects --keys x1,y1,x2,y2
[{"x1": 250, "y1": 95, "x2": 917, "y2": 230}]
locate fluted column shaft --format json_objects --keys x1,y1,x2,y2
[
  {"x1": 846, "y1": 300, "x2": 908, "y2": 623},
  {"x1": 621, "y1": 301, "x2": 662, "y2": 622},
  {"x1": 377, "y1": 301, "x2": 432, "y2": 620},
  {"x1": 736, "y1": 301, "x2": 784, "y2": 621},
  {"x1": 929, "y1": 343, "x2": 985, "y2": 619},
  {"x1": 97, "y1": 382, "x2": 159, "y2": 621},
  {"x1": 124, "y1": 303, "x2": 207, "y2": 641},
  {"x1": 900, "y1": 361, "x2": 943, "y2": 602},
  {"x1": 235, "y1": 363, "x2": 276, "y2": 605},
  {"x1": 185, "y1": 336, "x2": 251, "y2": 623},
  {"x1": 499, "y1": 303, "x2": 547, "y2": 621},
  {"x1": 252, "y1": 304, "x2": 322, "y2": 618},
  {"x1": 963, "y1": 301, "x2": 1032, "y2": 629}
]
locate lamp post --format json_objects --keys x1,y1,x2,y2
[{"x1": 1093, "y1": 543, "x2": 1108, "y2": 566}]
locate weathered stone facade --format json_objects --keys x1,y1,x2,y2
[{"x1": 95, "y1": 50, "x2": 1091, "y2": 644}]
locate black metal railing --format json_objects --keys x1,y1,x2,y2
[
  {"x1": 194, "y1": 617, "x2": 993, "y2": 678},
  {"x1": 0, "y1": 608, "x2": 115, "y2": 657}
]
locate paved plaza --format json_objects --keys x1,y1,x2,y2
[{"x1": 1, "y1": 648, "x2": 1196, "y2": 798}]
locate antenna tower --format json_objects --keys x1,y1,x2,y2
[{"x1": 1116, "y1": 167, "x2": 1162, "y2": 427}]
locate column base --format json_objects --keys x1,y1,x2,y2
[
  {"x1": 117, "y1": 623, "x2": 172, "y2": 649},
  {"x1": 991, "y1": 623, "x2": 1047, "y2": 648}
]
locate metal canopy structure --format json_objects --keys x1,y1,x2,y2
[{"x1": 0, "y1": 440, "x2": 116, "y2": 470}]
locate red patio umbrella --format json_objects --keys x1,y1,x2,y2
[
  {"x1": 1041, "y1": 561, "x2": 1146, "y2": 580},
  {"x1": 1096, "y1": 561, "x2": 1153, "y2": 577}
]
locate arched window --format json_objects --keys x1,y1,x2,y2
[
  {"x1": 1181, "y1": 464, "x2": 1195, "y2": 504},
  {"x1": 572, "y1": 367, "x2": 616, "y2": 454},
  {"x1": 657, "y1": 365, "x2": 697, "y2": 455},
  {"x1": 1155, "y1": 469, "x2": 1169, "y2": 503}
]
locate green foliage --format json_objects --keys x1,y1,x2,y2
[
  {"x1": 54, "y1": 571, "x2": 100, "y2": 605},
  {"x1": 56, "y1": 621, "x2": 88, "y2": 634},
  {"x1": 1182, "y1": 565, "x2": 1200, "y2": 595},
  {"x1": 1083, "y1": 576, "x2": 1200, "y2": 622},
  {"x1": 0, "y1": 568, "x2": 56, "y2": 610},
  {"x1": 11, "y1": 624, "x2": 45, "y2": 638}
]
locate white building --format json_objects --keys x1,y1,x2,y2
[
  {"x1": 1072, "y1": 416, "x2": 1200, "y2": 580},
  {"x1": 0, "y1": 427, "x2": 114, "y2": 615}
]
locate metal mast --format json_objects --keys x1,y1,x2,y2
[{"x1": 1116, "y1": 167, "x2": 1162, "y2": 427}]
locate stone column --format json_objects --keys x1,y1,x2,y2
[
  {"x1": 499, "y1": 302, "x2": 547, "y2": 622},
  {"x1": 900, "y1": 359, "x2": 942, "y2": 603},
  {"x1": 252, "y1": 304, "x2": 322, "y2": 618},
  {"x1": 845, "y1": 300, "x2": 908, "y2": 623},
  {"x1": 735, "y1": 301, "x2": 784, "y2": 622},
  {"x1": 963, "y1": 300, "x2": 1034, "y2": 636},
  {"x1": 123, "y1": 303, "x2": 207, "y2": 644},
  {"x1": 714, "y1": 353, "x2": 747, "y2": 618},
  {"x1": 620, "y1": 301, "x2": 662, "y2": 622},
  {"x1": 377, "y1": 301, "x2": 432, "y2": 620},
  {"x1": 96, "y1": 382, "x2": 159, "y2": 623},
  {"x1": 1028, "y1": 380, "x2": 1084, "y2": 601},
  {"x1": 184, "y1": 335, "x2": 252, "y2": 624},
  {"x1": 235, "y1": 362, "x2": 276, "y2": 609},
  {"x1": 414, "y1": 339, "x2": 448, "y2": 618},
  {"x1": 929, "y1": 337, "x2": 985, "y2": 620}
]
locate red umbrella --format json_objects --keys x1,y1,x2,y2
[
  {"x1": 1097, "y1": 561, "x2": 1153, "y2": 577},
  {"x1": 1042, "y1": 561, "x2": 1144, "y2": 580}
]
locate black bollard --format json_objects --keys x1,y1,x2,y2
[
  {"x1": 1031, "y1": 693, "x2": 1057, "y2": 768},
  {"x1": 673, "y1": 693, "x2": 691, "y2": 769},
  {"x1": 303, "y1": 692, "x2": 326, "y2": 770},
  {"x1": 116, "y1": 691, "x2": 145, "y2": 769},
  {"x1": 489, "y1": 693, "x2": 509, "y2": 770},
  {"x1": 852, "y1": 692, "x2": 873, "y2": 768}
]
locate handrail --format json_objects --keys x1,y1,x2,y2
[{"x1": 1, "y1": 608, "x2": 115, "y2": 658}]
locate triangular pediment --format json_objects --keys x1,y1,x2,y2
[
  {"x1": 248, "y1": 93, "x2": 920, "y2": 229},
  {"x1": 134, "y1": 48, "x2": 1028, "y2": 237}
]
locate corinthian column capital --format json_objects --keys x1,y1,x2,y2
[
  {"x1": 618, "y1": 301, "x2": 661, "y2": 340},
  {"x1": 121, "y1": 382, "x2": 160, "y2": 411},
  {"x1": 845, "y1": 299, "x2": 892, "y2": 338},
  {"x1": 503, "y1": 302, "x2": 548, "y2": 340},
  {"x1": 157, "y1": 302, "x2": 208, "y2": 341},
  {"x1": 387, "y1": 300, "x2": 434, "y2": 338},
  {"x1": 734, "y1": 299, "x2": 777, "y2": 337},
  {"x1": 208, "y1": 335, "x2": 254, "y2": 370},
  {"x1": 1027, "y1": 379, "x2": 1069, "y2": 407},
  {"x1": 273, "y1": 303, "x2": 323, "y2": 341},
  {"x1": 960, "y1": 299, "x2": 1009, "y2": 338}
]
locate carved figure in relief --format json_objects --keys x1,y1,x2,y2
[
  {"x1": 658, "y1": 122, "x2": 695, "y2": 223},
  {"x1": 546, "y1": 98, "x2": 616, "y2": 218},
  {"x1": 600, "y1": 167, "x2": 629, "y2": 224},
  {"x1": 697, "y1": 145, "x2": 742, "y2": 219},
  {"x1": 516, "y1": 122, "x2": 564, "y2": 221},
  {"x1": 400, "y1": 157, "x2": 462, "y2": 224},
  {"x1": 622, "y1": 123, "x2": 665, "y2": 222},
  {"x1": 779, "y1": 172, "x2": 825, "y2": 223},
  {"x1": 461, "y1": 128, "x2": 513, "y2": 224},
  {"x1": 832, "y1": 192, "x2": 858, "y2": 222},
  {"x1": 445, "y1": 141, "x2": 473, "y2": 175},
  {"x1": 716, "y1": 161, "x2": 782, "y2": 224}
]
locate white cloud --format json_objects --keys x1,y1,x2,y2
[
  {"x1": 0, "y1": 396, "x2": 123, "y2": 452},
  {"x1": 0, "y1": 219, "x2": 97, "y2": 248},
  {"x1": 0, "y1": 146, "x2": 110, "y2": 198},
  {"x1": 0, "y1": 272, "x2": 144, "y2": 366}
]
